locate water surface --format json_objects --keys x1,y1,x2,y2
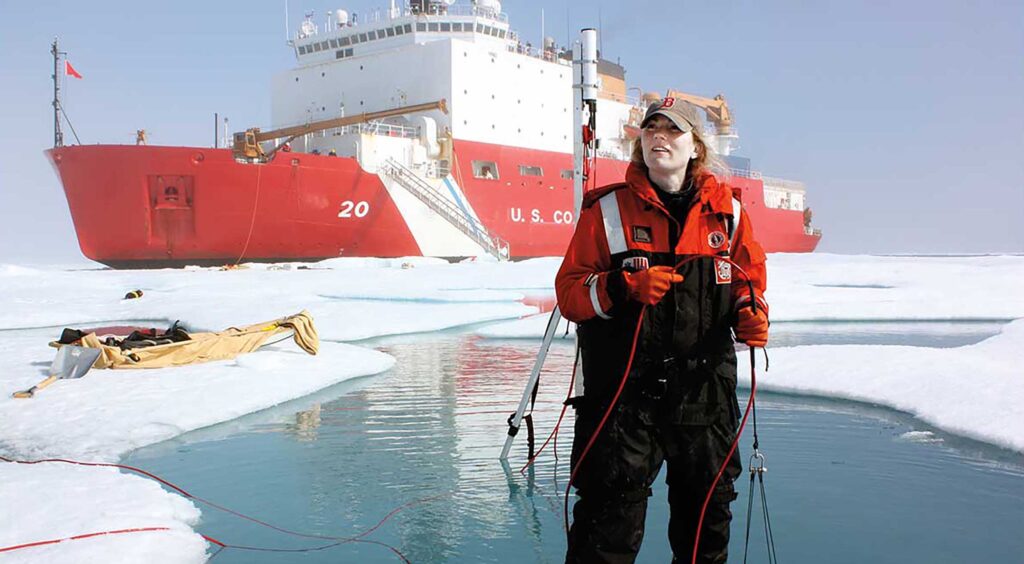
[{"x1": 125, "y1": 321, "x2": 1023, "y2": 563}]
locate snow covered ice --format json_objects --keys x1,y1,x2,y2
[{"x1": 0, "y1": 254, "x2": 1021, "y2": 562}]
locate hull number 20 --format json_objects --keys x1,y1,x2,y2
[{"x1": 338, "y1": 200, "x2": 370, "y2": 218}]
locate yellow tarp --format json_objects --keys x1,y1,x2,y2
[{"x1": 79, "y1": 310, "x2": 319, "y2": 369}]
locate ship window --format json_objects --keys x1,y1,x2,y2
[
  {"x1": 351, "y1": 35, "x2": 361, "y2": 44},
  {"x1": 298, "y1": 45, "x2": 307, "y2": 54},
  {"x1": 428, "y1": 22, "x2": 439, "y2": 32},
  {"x1": 395, "y1": 25, "x2": 404, "y2": 35},
  {"x1": 499, "y1": 29, "x2": 506, "y2": 39},
  {"x1": 330, "y1": 39, "x2": 338, "y2": 48},
  {"x1": 490, "y1": 27, "x2": 499, "y2": 37},
  {"x1": 320, "y1": 41, "x2": 329, "y2": 49},
  {"x1": 416, "y1": 22, "x2": 426, "y2": 32},
  {"x1": 476, "y1": 23, "x2": 484, "y2": 33},
  {"x1": 368, "y1": 30, "x2": 377, "y2": 40},
  {"x1": 560, "y1": 169, "x2": 574, "y2": 179},
  {"x1": 472, "y1": 160, "x2": 499, "y2": 180},
  {"x1": 345, "y1": 48, "x2": 353, "y2": 57},
  {"x1": 339, "y1": 36, "x2": 350, "y2": 46},
  {"x1": 313, "y1": 42, "x2": 323, "y2": 52},
  {"x1": 440, "y1": 22, "x2": 451, "y2": 32},
  {"x1": 336, "y1": 50, "x2": 344, "y2": 59},
  {"x1": 452, "y1": 22, "x2": 462, "y2": 32},
  {"x1": 519, "y1": 165, "x2": 543, "y2": 177},
  {"x1": 386, "y1": 27, "x2": 395, "y2": 37},
  {"x1": 359, "y1": 33, "x2": 368, "y2": 42},
  {"x1": 404, "y1": 24, "x2": 412, "y2": 33}
]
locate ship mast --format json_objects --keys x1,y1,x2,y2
[
  {"x1": 572, "y1": 29, "x2": 598, "y2": 219},
  {"x1": 51, "y1": 38, "x2": 65, "y2": 148}
]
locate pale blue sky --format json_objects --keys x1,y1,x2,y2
[{"x1": 1, "y1": 0, "x2": 1021, "y2": 262}]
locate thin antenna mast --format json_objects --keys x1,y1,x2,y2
[
  {"x1": 541, "y1": 8, "x2": 545, "y2": 47},
  {"x1": 51, "y1": 38, "x2": 64, "y2": 148},
  {"x1": 284, "y1": 0, "x2": 291, "y2": 44}
]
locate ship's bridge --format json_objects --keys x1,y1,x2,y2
[{"x1": 292, "y1": 1, "x2": 532, "y2": 66}]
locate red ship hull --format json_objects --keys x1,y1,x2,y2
[{"x1": 46, "y1": 141, "x2": 819, "y2": 268}]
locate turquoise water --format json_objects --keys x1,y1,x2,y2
[{"x1": 124, "y1": 321, "x2": 1024, "y2": 563}]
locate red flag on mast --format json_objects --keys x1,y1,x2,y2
[{"x1": 65, "y1": 60, "x2": 83, "y2": 79}]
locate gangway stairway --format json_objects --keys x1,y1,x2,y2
[{"x1": 380, "y1": 158, "x2": 510, "y2": 260}]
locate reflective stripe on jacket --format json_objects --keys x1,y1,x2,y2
[{"x1": 555, "y1": 163, "x2": 768, "y2": 404}]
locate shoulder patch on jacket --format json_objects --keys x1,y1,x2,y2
[{"x1": 582, "y1": 183, "x2": 628, "y2": 209}]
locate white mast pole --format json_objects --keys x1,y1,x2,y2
[{"x1": 284, "y1": 0, "x2": 290, "y2": 44}]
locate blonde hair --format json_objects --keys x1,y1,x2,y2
[{"x1": 630, "y1": 127, "x2": 725, "y2": 185}]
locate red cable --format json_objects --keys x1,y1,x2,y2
[
  {"x1": 0, "y1": 528, "x2": 171, "y2": 552},
  {"x1": 563, "y1": 305, "x2": 647, "y2": 532},
  {"x1": 0, "y1": 455, "x2": 437, "y2": 559},
  {"x1": 690, "y1": 347, "x2": 757, "y2": 564},
  {"x1": 554, "y1": 255, "x2": 761, "y2": 559},
  {"x1": 518, "y1": 347, "x2": 578, "y2": 474}
]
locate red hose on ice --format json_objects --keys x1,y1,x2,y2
[
  {"x1": 0, "y1": 527, "x2": 171, "y2": 554},
  {"x1": 0, "y1": 454, "x2": 434, "y2": 561}
]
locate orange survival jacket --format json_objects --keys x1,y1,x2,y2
[{"x1": 556, "y1": 164, "x2": 767, "y2": 324}]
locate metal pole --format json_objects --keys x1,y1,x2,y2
[
  {"x1": 499, "y1": 305, "x2": 564, "y2": 460},
  {"x1": 52, "y1": 39, "x2": 64, "y2": 148},
  {"x1": 214, "y1": 112, "x2": 219, "y2": 148},
  {"x1": 571, "y1": 40, "x2": 584, "y2": 217}
]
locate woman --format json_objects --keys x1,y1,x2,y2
[{"x1": 555, "y1": 98, "x2": 769, "y2": 564}]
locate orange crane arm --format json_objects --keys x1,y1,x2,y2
[
  {"x1": 664, "y1": 89, "x2": 733, "y2": 132},
  {"x1": 234, "y1": 98, "x2": 448, "y2": 160},
  {"x1": 254, "y1": 99, "x2": 447, "y2": 143}
]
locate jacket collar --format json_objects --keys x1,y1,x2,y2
[{"x1": 624, "y1": 163, "x2": 732, "y2": 215}]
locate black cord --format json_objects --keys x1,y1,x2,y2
[
  {"x1": 759, "y1": 472, "x2": 779, "y2": 563},
  {"x1": 743, "y1": 471, "x2": 756, "y2": 564}
]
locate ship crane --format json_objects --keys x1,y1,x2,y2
[
  {"x1": 233, "y1": 98, "x2": 448, "y2": 161},
  {"x1": 664, "y1": 89, "x2": 734, "y2": 136}
]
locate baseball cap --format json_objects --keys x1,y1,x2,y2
[{"x1": 641, "y1": 97, "x2": 700, "y2": 133}]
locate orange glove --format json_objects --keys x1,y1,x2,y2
[
  {"x1": 623, "y1": 266, "x2": 684, "y2": 306},
  {"x1": 735, "y1": 305, "x2": 769, "y2": 347}
]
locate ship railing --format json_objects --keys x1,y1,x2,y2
[
  {"x1": 761, "y1": 175, "x2": 807, "y2": 193},
  {"x1": 357, "y1": 4, "x2": 509, "y2": 23},
  {"x1": 599, "y1": 92, "x2": 641, "y2": 105},
  {"x1": 381, "y1": 158, "x2": 510, "y2": 261},
  {"x1": 428, "y1": 5, "x2": 509, "y2": 23},
  {"x1": 726, "y1": 168, "x2": 807, "y2": 195},
  {"x1": 325, "y1": 122, "x2": 420, "y2": 139},
  {"x1": 726, "y1": 168, "x2": 761, "y2": 179}
]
